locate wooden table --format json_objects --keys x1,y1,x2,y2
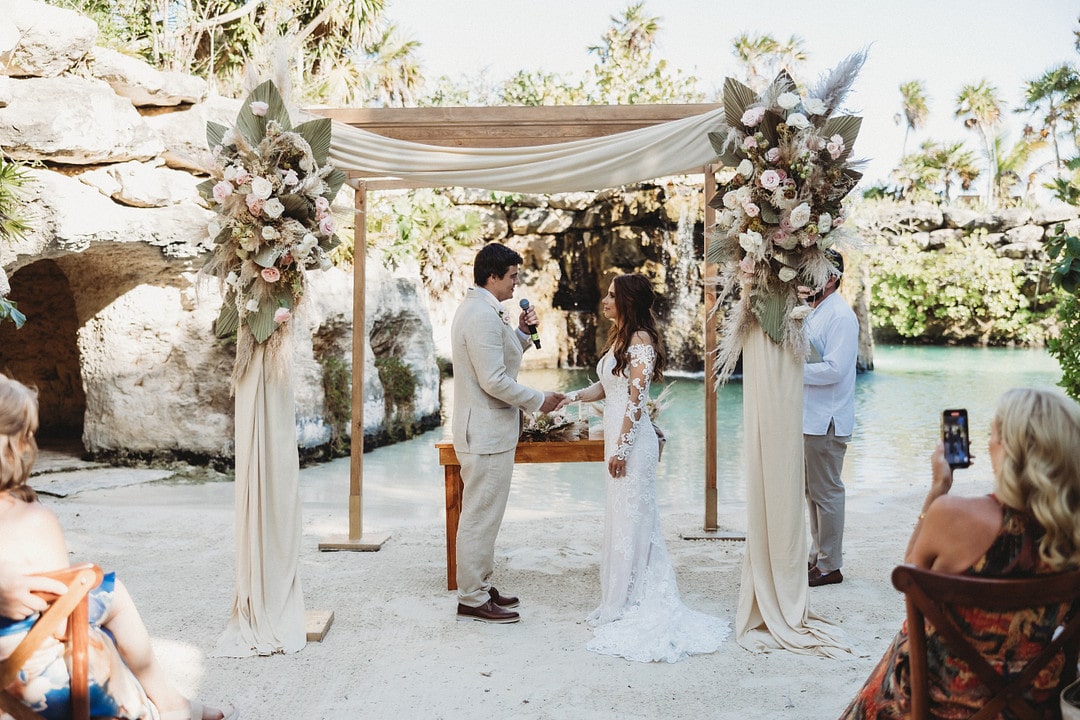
[{"x1": 436, "y1": 438, "x2": 605, "y2": 590}]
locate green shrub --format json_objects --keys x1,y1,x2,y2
[
  {"x1": 1045, "y1": 224, "x2": 1080, "y2": 400},
  {"x1": 375, "y1": 356, "x2": 417, "y2": 440},
  {"x1": 870, "y1": 236, "x2": 1049, "y2": 345},
  {"x1": 320, "y1": 355, "x2": 351, "y2": 455}
]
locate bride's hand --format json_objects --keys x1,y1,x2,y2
[{"x1": 608, "y1": 456, "x2": 627, "y2": 478}]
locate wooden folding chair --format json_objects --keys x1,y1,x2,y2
[
  {"x1": 892, "y1": 564, "x2": 1080, "y2": 720},
  {"x1": 0, "y1": 563, "x2": 104, "y2": 720}
]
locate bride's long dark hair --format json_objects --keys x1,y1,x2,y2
[{"x1": 601, "y1": 273, "x2": 666, "y2": 382}]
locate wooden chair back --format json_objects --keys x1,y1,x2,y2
[
  {"x1": 891, "y1": 563, "x2": 1080, "y2": 720},
  {"x1": 0, "y1": 563, "x2": 104, "y2": 720}
]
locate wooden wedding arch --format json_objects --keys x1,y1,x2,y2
[{"x1": 309, "y1": 103, "x2": 730, "y2": 550}]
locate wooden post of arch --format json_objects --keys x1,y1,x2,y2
[
  {"x1": 682, "y1": 163, "x2": 743, "y2": 541},
  {"x1": 319, "y1": 178, "x2": 390, "y2": 552}
]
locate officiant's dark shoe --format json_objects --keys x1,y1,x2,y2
[
  {"x1": 488, "y1": 587, "x2": 519, "y2": 608},
  {"x1": 457, "y1": 601, "x2": 520, "y2": 624},
  {"x1": 808, "y1": 567, "x2": 843, "y2": 587}
]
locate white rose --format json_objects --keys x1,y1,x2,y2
[
  {"x1": 250, "y1": 176, "x2": 274, "y2": 200},
  {"x1": 263, "y1": 198, "x2": 285, "y2": 219},
  {"x1": 789, "y1": 203, "x2": 812, "y2": 229},
  {"x1": 817, "y1": 212, "x2": 832, "y2": 235},
  {"x1": 737, "y1": 159, "x2": 754, "y2": 178},
  {"x1": 262, "y1": 226, "x2": 280, "y2": 240},
  {"x1": 802, "y1": 97, "x2": 827, "y2": 115},
  {"x1": 786, "y1": 113, "x2": 811, "y2": 130},
  {"x1": 722, "y1": 191, "x2": 739, "y2": 209},
  {"x1": 735, "y1": 185, "x2": 752, "y2": 202},
  {"x1": 738, "y1": 230, "x2": 764, "y2": 254},
  {"x1": 777, "y1": 92, "x2": 800, "y2": 110},
  {"x1": 778, "y1": 267, "x2": 798, "y2": 282}
]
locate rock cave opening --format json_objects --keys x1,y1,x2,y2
[{"x1": 0, "y1": 259, "x2": 86, "y2": 453}]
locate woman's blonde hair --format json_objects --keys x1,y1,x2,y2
[
  {"x1": 0, "y1": 375, "x2": 39, "y2": 502},
  {"x1": 992, "y1": 387, "x2": 1080, "y2": 570}
]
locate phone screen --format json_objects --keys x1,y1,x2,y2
[{"x1": 942, "y1": 409, "x2": 971, "y2": 469}]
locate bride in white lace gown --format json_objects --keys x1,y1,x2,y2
[{"x1": 562, "y1": 274, "x2": 731, "y2": 663}]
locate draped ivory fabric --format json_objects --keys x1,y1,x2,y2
[
  {"x1": 213, "y1": 342, "x2": 306, "y2": 657},
  {"x1": 736, "y1": 326, "x2": 850, "y2": 657},
  {"x1": 324, "y1": 107, "x2": 726, "y2": 193}
]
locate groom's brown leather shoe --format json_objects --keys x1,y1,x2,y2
[
  {"x1": 488, "y1": 587, "x2": 519, "y2": 608},
  {"x1": 457, "y1": 601, "x2": 520, "y2": 624},
  {"x1": 808, "y1": 567, "x2": 844, "y2": 587}
]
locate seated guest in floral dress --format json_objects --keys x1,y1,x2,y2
[
  {"x1": 0, "y1": 375, "x2": 236, "y2": 720},
  {"x1": 840, "y1": 387, "x2": 1080, "y2": 719}
]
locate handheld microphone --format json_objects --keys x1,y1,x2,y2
[{"x1": 519, "y1": 298, "x2": 541, "y2": 349}]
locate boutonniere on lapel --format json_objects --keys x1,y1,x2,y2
[{"x1": 496, "y1": 307, "x2": 510, "y2": 326}]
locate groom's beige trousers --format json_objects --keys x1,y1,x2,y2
[{"x1": 456, "y1": 448, "x2": 516, "y2": 607}]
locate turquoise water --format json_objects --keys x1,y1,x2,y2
[{"x1": 343, "y1": 346, "x2": 1062, "y2": 526}]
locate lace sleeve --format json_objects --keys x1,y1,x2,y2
[{"x1": 614, "y1": 342, "x2": 655, "y2": 460}]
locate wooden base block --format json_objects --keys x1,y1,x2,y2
[
  {"x1": 318, "y1": 532, "x2": 391, "y2": 552},
  {"x1": 679, "y1": 529, "x2": 746, "y2": 541},
  {"x1": 305, "y1": 610, "x2": 334, "y2": 642}
]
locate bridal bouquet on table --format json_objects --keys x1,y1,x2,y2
[
  {"x1": 198, "y1": 80, "x2": 346, "y2": 371},
  {"x1": 519, "y1": 407, "x2": 589, "y2": 443},
  {"x1": 706, "y1": 51, "x2": 865, "y2": 382}
]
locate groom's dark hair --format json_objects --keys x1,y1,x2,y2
[{"x1": 474, "y1": 243, "x2": 523, "y2": 286}]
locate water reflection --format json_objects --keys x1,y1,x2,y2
[{"x1": 342, "y1": 346, "x2": 1061, "y2": 528}]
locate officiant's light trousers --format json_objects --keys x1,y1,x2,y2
[
  {"x1": 804, "y1": 425, "x2": 849, "y2": 574},
  {"x1": 456, "y1": 449, "x2": 516, "y2": 607}
]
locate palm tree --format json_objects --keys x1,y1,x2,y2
[
  {"x1": 731, "y1": 32, "x2": 806, "y2": 92},
  {"x1": 1018, "y1": 63, "x2": 1080, "y2": 175},
  {"x1": 360, "y1": 24, "x2": 422, "y2": 107},
  {"x1": 896, "y1": 80, "x2": 930, "y2": 159},
  {"x1": 955, "y1": 80, "x2": 1005, "y2": 207},
  {"x1": 991, "y1": 132, "x2": 1049, "y2": 203},
  {"x1": 589, "y1": 1, "x2": 659, "y2": 64}
]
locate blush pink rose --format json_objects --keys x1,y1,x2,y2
[
  {"x1": 319, "y1": 215, "x2": 335, "y2": 236},
  {"x1": 246, "y1": 195, "x2": 265, "y2": 216},
  {"x1": 261, "y1": 266, "x2": 281, "y2": 282},
  {"x1": 740, "y1": 107, "x2": 766, "y2": 127},
  {"x1": 249, "y1": 101, "x2": 269, "y2": 116},
  {"x1": 758, "y1": 169, "x2": 781, "y2": 190},
  {"x1": 274, "y1": 307, "x2": 292, "y2": 324},
  {"x1": 212, "y1": 181, "x2": 233, "y2": 203},
  {"x1": 742, "y1": 202, "x2": 760, "y2": 217}
]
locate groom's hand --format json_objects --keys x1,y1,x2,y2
[{"x1": 540, "y1": 391, "x2": 564, "y2": 413}]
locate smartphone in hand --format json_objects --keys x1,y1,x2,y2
[{"x1": 942, "y1": 409, "x2": 972, "y2": 469}]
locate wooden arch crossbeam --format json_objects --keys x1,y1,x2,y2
[{"x1": 310, "y1": 103, "x2": 726, "y2": 551}]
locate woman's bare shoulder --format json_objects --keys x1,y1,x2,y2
[
  {"x1": 0, "y1": 499, "x2": 68, "y2": 571},
  {"x1": 629, "y1": 330, "x2": 655, "y2": 346}
]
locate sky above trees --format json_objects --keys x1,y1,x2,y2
[{"x1": 385, "y1": 0, "x2": 1078, "y2": 189}]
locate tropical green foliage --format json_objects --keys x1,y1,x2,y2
[
  {"x1": 870, "y1": 236, "x2": 1052, "y2": 345},
  {"x1": 0, "y1": 158, "x2": 31, "y2": 328},
  {"x1": 896, "y1": 80, "x2": 930, "y2": 160},
  {"x1": 1045, "y1": 224, "x2": 1080, "y2": 399},
  {"x1": 375, "y1": 355, "x2": 417, "y2": 440},
  {"x1": 365, "y1": 189, "x2": 482, "y2": 295}
]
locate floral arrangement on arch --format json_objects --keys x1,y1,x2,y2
[
  {"x1": 198, "y1": 79, "x2": 346, "y2": 357},
  {"x1": 706, "y1": 51, "x2": 866, "y2": 381}
]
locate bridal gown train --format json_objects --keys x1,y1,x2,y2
[{"x1": 585, "y1": 344, "x2": 731, "y2": 662}]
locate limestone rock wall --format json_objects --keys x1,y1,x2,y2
[{"x1": 0, "y1": 0, "x2": 439, "y2": 463}]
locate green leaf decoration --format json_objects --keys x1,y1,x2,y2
[
  {"x1": 196, "y1": 177, "x2": 217, "y2": 201},
  {"x1": 214, "y1": 293, "x2": 239, "y2": 338},
  {"x1": 294, "y1": 118, "x2": 333, "y2": 166},
  {"x1": 206, "y1": 121, "x2": 228, "y2": 151},
  {"x1": 279, "y1": 193, "x2": 311, "y2": 221},
  {"x1": 723, "y1": 77, "x2": 757, "y2": 129},
  {"x1": 0, "y1": 298, "x2": 26, "y2": 329},
  {"x1": 246, "y1": 300, "x2": 277, "y2": 344},
  {"x1": 708, "y1": 130, "x2": 729, "y2": 155},
  {"x1": 758, "y1": 110, "x2": 784, "y2": 147},
  {"x1": 822, "y1": 115, "x2": 863, "y2": 158},
  {"x1": 325, "y1": 167, "x2": 347, "y2": 200},
  {"x1": 718, "y1": 150, "x2": 744, "y2": 167},
  {"x1": 752, "y1": 290, "x2": 787, "y2": 345},
  {"x1": 252, "y1": 244, "x2": 282, "y2": 268},
  {"x1": 760, "y1": 203, "x2": 779, "y2": 224},
  {"x1": 235, "y1": 80, "x2": 292, "y2": 148}
]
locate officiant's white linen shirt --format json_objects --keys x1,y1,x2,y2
[{"x1": 803, "y1": 292, "x2": 858, "y2": 437}]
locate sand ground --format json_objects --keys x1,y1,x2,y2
[{"x1": 24, "y1": 450, "x2": 992, "y2": 720}]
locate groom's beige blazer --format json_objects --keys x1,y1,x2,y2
[{"x1": 451, "y1": 287, "x2": 544, "y2": 454}]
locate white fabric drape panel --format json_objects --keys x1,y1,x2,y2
[
  {"x1": 735, "y1": 326, "x2": 849, "y2": 657},
  {"x1": 214, "y1": 343, "x2": 306, "y2": 657},
  {"x1": 323, "y1": 108, "x2": 726, "y2": 193}
]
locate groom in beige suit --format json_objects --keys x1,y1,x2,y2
[{"x1": 452, "y1": 243, "x2": 562, "y2": 624}]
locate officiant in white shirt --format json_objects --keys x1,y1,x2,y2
[{"x1": 800, "y1": 249, "x2": 859, "y2": 588}]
